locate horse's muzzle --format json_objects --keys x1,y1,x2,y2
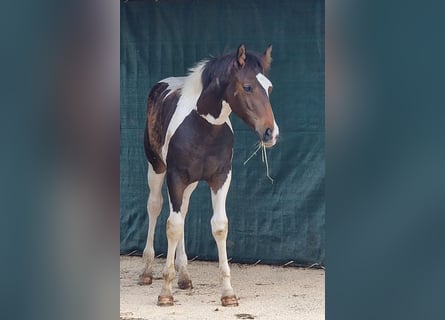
[
  {"x1": 263, "y1": 127, "x2": 273, "y2": 142},
  {"x1": 260, "y1": 126, "x2": 279, "y2": 148}
]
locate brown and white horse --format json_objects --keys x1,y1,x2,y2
[{"x1": 140, "y1": 44, "x2": 279, "y2": 307}]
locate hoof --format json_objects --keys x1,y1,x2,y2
[
  {"x1": 221, "y1": 295, "x2": 239, "y2": 307},
  {"x1": 138, "y1": 273, "x2": 153, "y2": 285},
  {"x1": 157, "y1": 295, "x2": 174, "y2": 306},
  {"x1": 178, "y1": 279, "x2": 193, "y2": 290}
]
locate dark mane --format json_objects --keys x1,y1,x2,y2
[{"x1": 201, "y1": 51, "x2": 264, "y2": 89}]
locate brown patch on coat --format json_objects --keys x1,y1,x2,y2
[
  {"x1": 144, "y1": 82, "x2": 180, "y2": 173},
  {"x1": 196, "y1": 77, "x2": 225, "y2": 119}
]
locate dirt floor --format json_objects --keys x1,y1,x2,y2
[{"x1": 120, "y1": 256, "x2": 325, "y2": 320}]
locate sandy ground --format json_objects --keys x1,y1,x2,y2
[{"x1": 120, "y1": 256, "x2": 325, "y2": 320}]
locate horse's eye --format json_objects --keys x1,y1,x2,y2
[{"x1": 243, "y1": 84, "x2": 253, "y2": 93}]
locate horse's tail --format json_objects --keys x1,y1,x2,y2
[{"x1": 144, "y1": 82, "x2": 170, "y2": 173}]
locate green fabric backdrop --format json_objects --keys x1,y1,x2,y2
[{"x1": 120, "y1": 0, "x2": 325, "y2": 265}]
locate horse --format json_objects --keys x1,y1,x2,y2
[{"x1": 139, "y1": 44, "x2": 279, "y2": 307}]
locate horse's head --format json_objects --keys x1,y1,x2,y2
[{"x1": 225, "y1": 44, "x2": 279, "y2": 148}]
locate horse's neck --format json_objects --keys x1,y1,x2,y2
[
  {"x1": 196, "y1": 80, "x2": 232, "y2": 125},
  {"x1": 198, "y1": 101, "x2": 232, "y2": 126}
]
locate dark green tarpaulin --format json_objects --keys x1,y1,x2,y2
[{"x1": 120, "y1": 0, "x2": 325, "y2": 265}]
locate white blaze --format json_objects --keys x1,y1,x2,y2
[
  {"x1": 256, "y1": 73, "x2": 279, "y2": 145},
  {"x1": 256, "y1": 73, "x2": 273, "y2": 97}
]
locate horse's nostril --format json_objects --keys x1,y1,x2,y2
[{"x1": 263, "y1": 128, "x2": 273, "y2": 141}]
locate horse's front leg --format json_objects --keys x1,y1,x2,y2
[
  {"x1": 175, "y1": 182, "x2": 198, "y2": 290},
  {"x1": 158, "y1": 212, "x2": 183, "y2": 306},
  {"x1": 210, "y1": 170, "x2": 238, "y2": 307},
  {"x1": 158, "y1": 173, "x2": 187, "y2": 306}
]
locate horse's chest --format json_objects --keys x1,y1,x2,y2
[{"x1": 166, "y1": 111, "x2": 233, "y2": 181}]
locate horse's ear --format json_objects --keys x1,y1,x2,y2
[
  {"x1": 236, "y1": 44, "x2": 246, "y2": 68},
  {"x1": 263, "y1": 44, "x2": 273, "y2": 72}
]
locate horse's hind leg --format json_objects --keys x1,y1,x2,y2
[
  {"x1": 175, "y1": 182, "x2": 198, "y2": 289},
  {"x1": 209, "y1": 171, "x2": 238, "y2": 307},
  {"x1": 139, "y1": 163, "x2": 165, "y2": 285}
]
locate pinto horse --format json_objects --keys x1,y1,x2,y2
[{"x1": 140, "y1": 44, "x2": 279, "y2": 307}]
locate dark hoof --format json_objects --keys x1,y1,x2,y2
[
  {"x1": 157, "y1": 295, "x2": 174, "y2": 306},
  {"x1": 138, "y1": 273, "x2": 153, "y2": 285},
  {"x1": 178, "y1": 279, "x2": 193, "y2": 290},
  {"x1": 221, "y1": 295, "x2": 239, "y2": 307}
]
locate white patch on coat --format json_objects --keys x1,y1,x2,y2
[
  {"x1": 161, "y1": 77, "x2": 186, "y2": 100},
  {"x1": 161, "y1": 61, "x2": 207, "y2": 162},
  {"x1": 199, "y1": 100, "x2": 232, "y2": 127},
  {"x1": 223, "y1": 101, "x2": 233, "y2": 132},
  {"x1": 256, "y1": 73, "x2": 273, "y2": 97},
  {"x1": 270, "y1": 119, "x2": 280, "y2": 146},
  {"x1": 273, "y1": 119, "x2": 279, "y2": 137}
]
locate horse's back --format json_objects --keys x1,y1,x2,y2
[{"x1": 145, "y1": 77, "x2": 184, "y2": 173}]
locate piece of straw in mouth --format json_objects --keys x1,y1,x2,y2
[
  {"x1": 243, "y1": 143, "x2": 262, "y2": 166},
  {"x1": 261, "y1": 143, "x2": 274, "y2": 183},
  {"x1": 244, "y1": 141, "x2": 274, "y2": 183}
]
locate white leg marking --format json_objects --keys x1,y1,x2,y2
[
  {"x1": 159, "y1": 180, "x2": 199, "y2": 299},
  {"x1": 175, "y1": 182, "x2": 198, "y2": 287},
  {"x1": 141, "y1": 163, "x2": 165, "y2": 282},
  {"x1": 160, "y1": 209, "x2": 184, "y2": 299},
  {"x1": 210, "y1": 171, "x2": 236, "y2": 299}
]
